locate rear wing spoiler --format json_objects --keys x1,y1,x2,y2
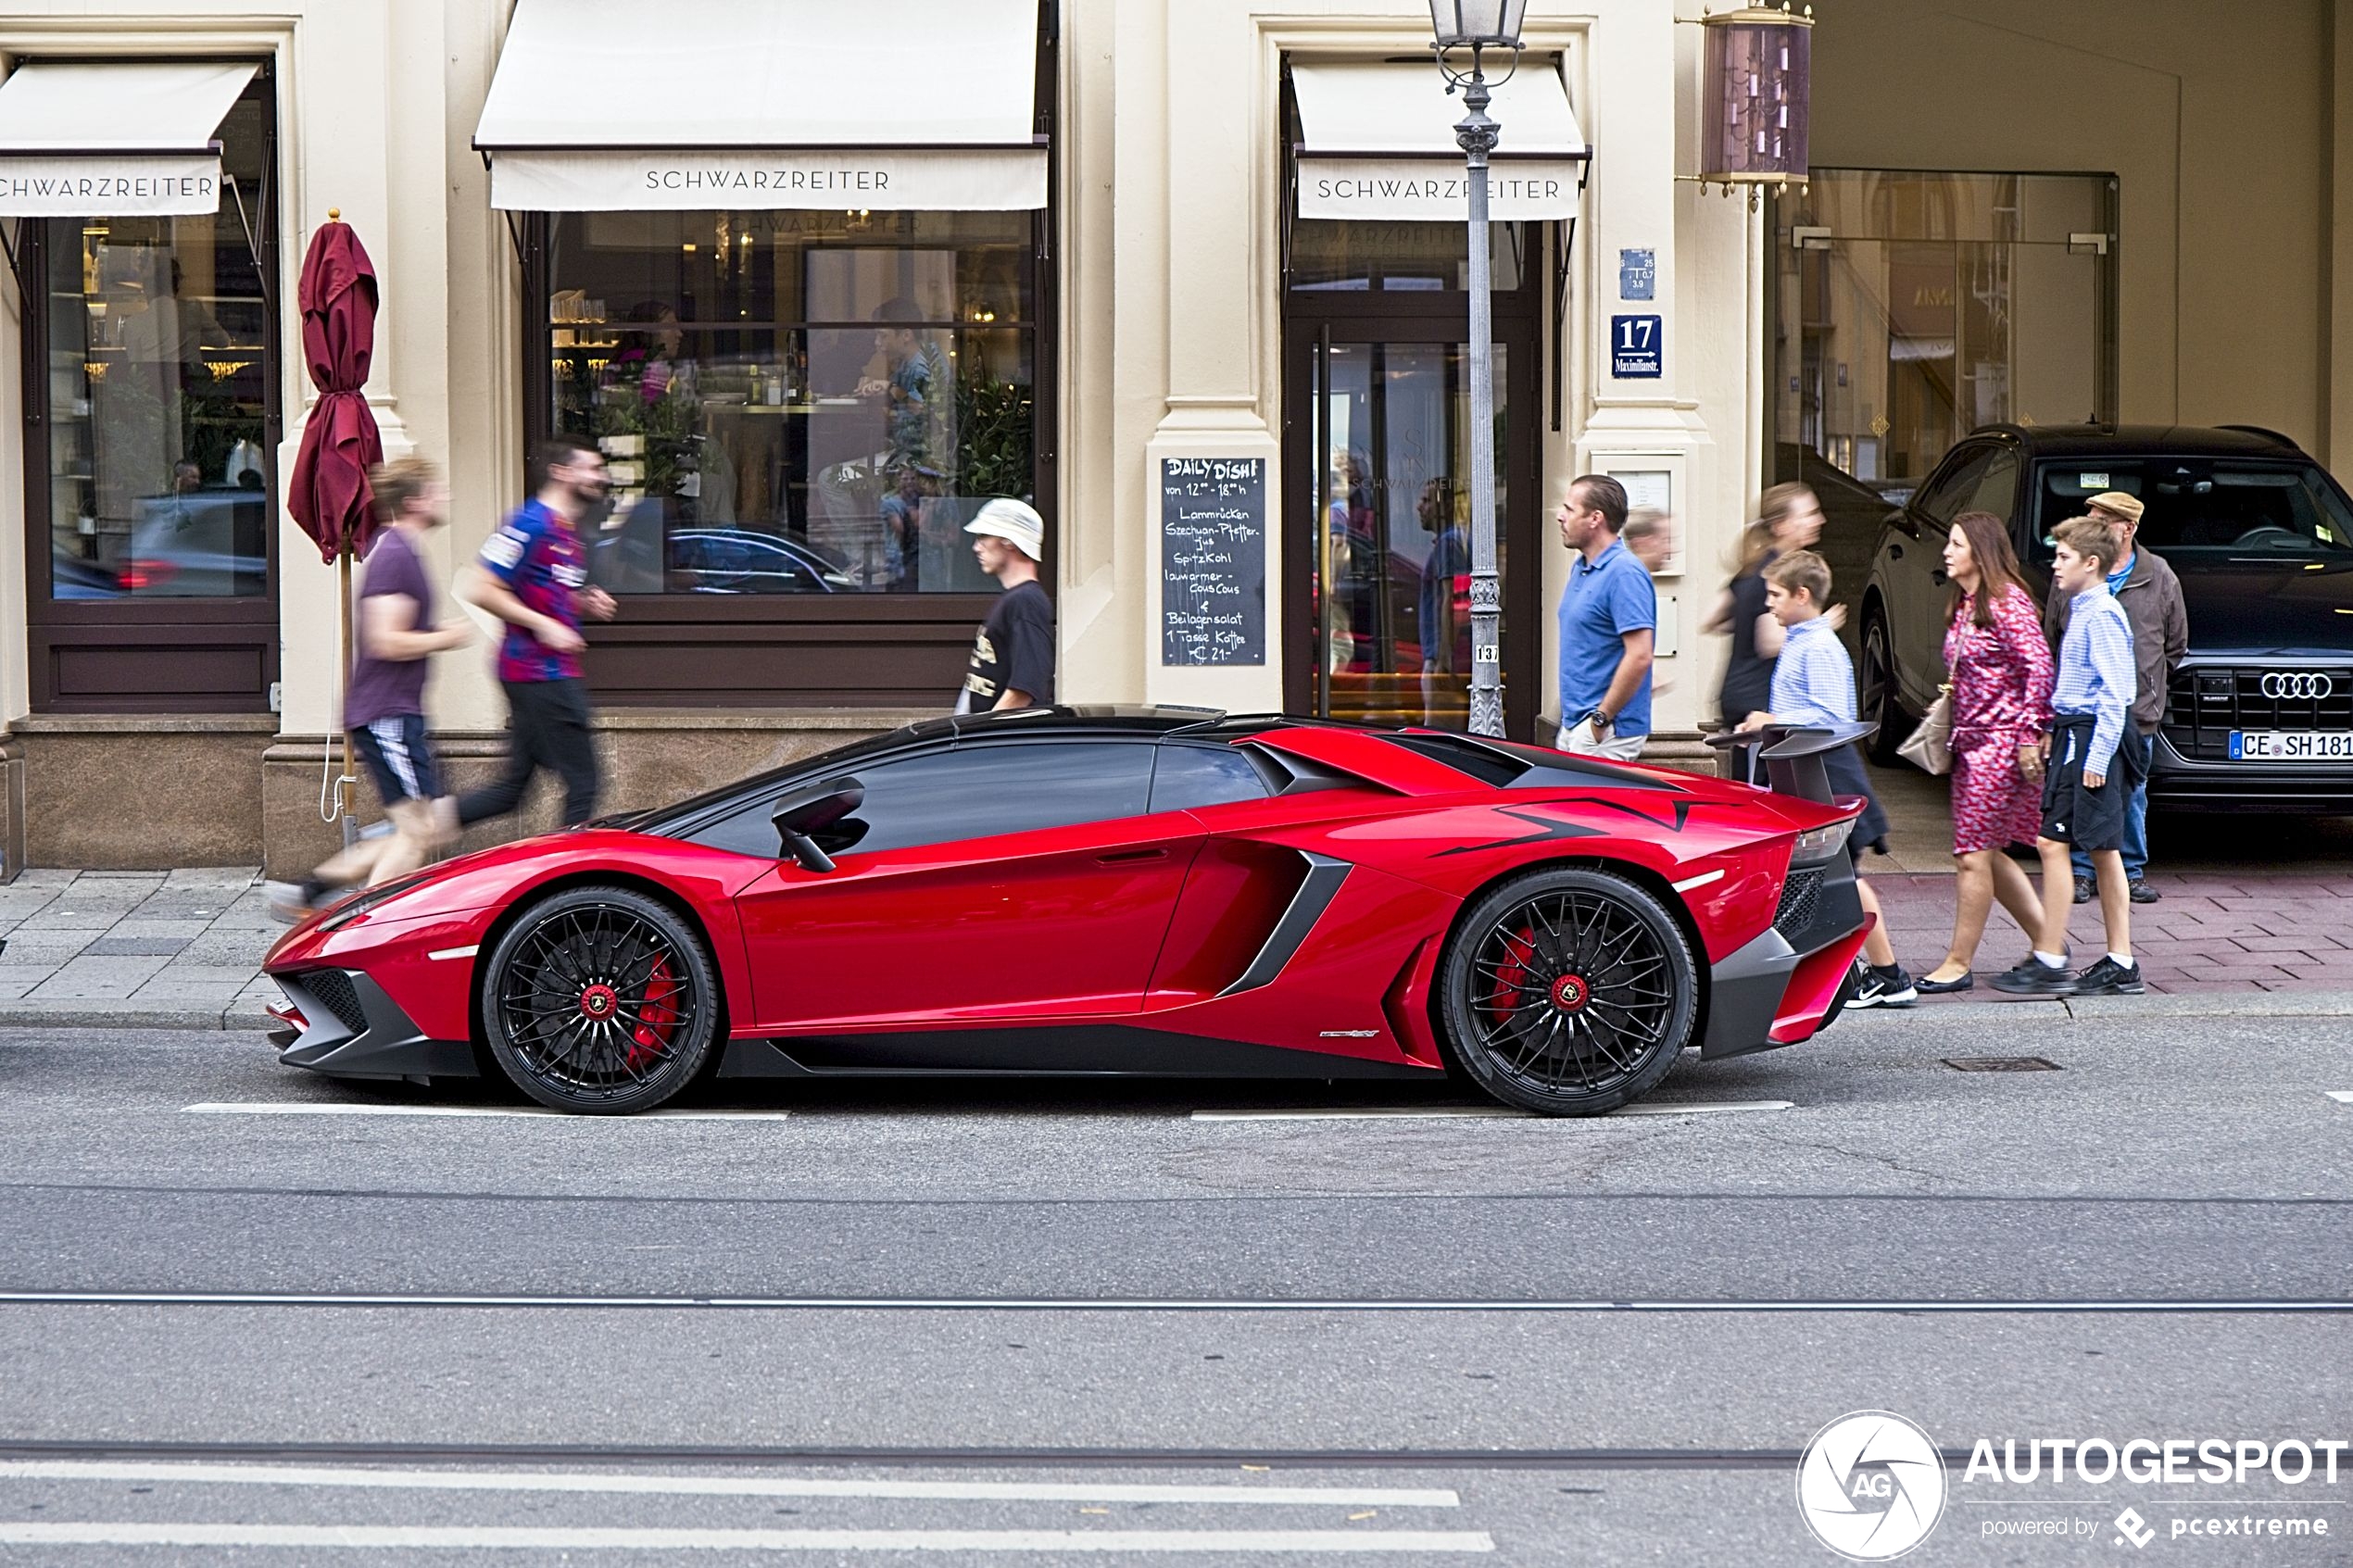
[{"x1": 1705, "y1": 721, "x2": 1878, "y2": 806}]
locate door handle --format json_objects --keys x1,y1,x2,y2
[{"x1": 1096, "y1": 847, "x2": 1169, "y2": 865}]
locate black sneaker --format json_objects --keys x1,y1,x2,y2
[
  {"x1": 1991, "y1": 959, "x2": 2077, "y2": 996},
  {"x1": 2128, "y1": 879, "x2": 2160, "y2": 905},
  {"x1": 2072, "y1": 956, "x2": 2145, "y2": 996},
  {"x1": 1847, "y1": 963, "x2": 1919, "y2": 1009},
  {"x1": 2071, "y1": 875, "x2": 2095, "y2": 905}
]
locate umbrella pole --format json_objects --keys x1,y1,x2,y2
[{"x1": 338, "y1": 546, "x2": 357, "y2": 848}]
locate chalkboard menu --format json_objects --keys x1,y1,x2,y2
[{"x1": 1160, "y1": 457, "x2": 1266, "y2": 666}]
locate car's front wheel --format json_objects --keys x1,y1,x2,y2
[
  {"x1": 1438, "y1": 867, "x2": 1698, "y2": 1116},
  {"x1": 481, "y1": 885, "x2": 720, "y2": 1114},
  {"x1": 1858, "y1": 609, "x2": 1906, "y2": 763}
]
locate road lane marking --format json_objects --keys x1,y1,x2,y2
[
  {"x1": 2328, "y1": 1091, "x2": 2353, "y2": 1104},
  {"x1": 182, "y1": 1103, "x2": 790, "y2": 1121},
  {"x1": 0, "y1": 1291, "x2": 2341, "y2": 1314},
  {"x1": 1189, "y1": 1100, "x2": 1793, "y2": 1121},
  {"x1": 0, "y1": 1460, "x2": 1457, "y2": 1508},
  {"x1": 0, "y1": 1524, "x2": 1495, "y2": 1552}
]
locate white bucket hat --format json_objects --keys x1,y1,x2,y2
[{"x1": 964, "y1": 497, "x2": 1045, "y2": 561}]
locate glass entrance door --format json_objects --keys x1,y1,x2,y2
[{"x1": 1286, "y1": 326, "x2": 1538, "y2": 734}]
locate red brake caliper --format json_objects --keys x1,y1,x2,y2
[
  {"x1": 625, "y1": 958, "x2": 680, "y2": 1070},
  {"x1": 1485, "y1": 923, "x2": 1536, "y2": 1022}
]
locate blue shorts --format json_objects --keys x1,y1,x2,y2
[{"x1": 350, "y1": 715, "x2": 443, "y2": 806}]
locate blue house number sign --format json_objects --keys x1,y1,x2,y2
[{"x1": 1611, "y1": 315, "x2": 1662, "y2": 379}]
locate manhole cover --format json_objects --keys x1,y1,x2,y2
[{"x1": 1944, "y1": 1057, "x2": 2062, "y2": 1073}]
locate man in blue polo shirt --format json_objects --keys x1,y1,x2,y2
[{"x1": 1554, "y1": 474, "x2": 1655, "y2": 760}]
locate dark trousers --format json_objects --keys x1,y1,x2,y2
[{"x1": 459, "y1": 677, "x2": 600, "y2": 828}]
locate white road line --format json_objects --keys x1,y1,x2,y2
[
  {"x1": 0, "y1": 1291, "x2": 2340, "y2": 1314},
  {"x1": 2328, "y1": 1091, "x2": 2353, "y2": 1104},
  {"x1": 0, "y1": 1460, "x2": 1457, "y2": 1509},
  {"x1": 182, "y1": 1103, "x2": 790, "y2": 1121},
  {"x1": 0, "y1": 1523, "x2": 1495, "y2": 1553},
  {"x1": 1189, "y1": 1100, "x2": 1793, "y2": 1122}
]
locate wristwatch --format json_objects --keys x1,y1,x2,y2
[{"x1": 1591, "y1": 709, "x2": 1616, "y2": 733}]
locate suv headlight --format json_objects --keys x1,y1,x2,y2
[{"x1": 1790, "y1": 817, "x2": 1856, "y2": 863}]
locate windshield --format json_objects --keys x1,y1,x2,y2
[{"x1": 2031, "y1": 459, "x2": 2353, "y2": 562}]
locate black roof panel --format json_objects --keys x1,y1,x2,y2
[{"x1": 1972, "y1": 423, "x2": 2307, "y2": 459}]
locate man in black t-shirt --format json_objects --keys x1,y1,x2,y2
[{"x1": 956, "y1": 498, "x2": 1053, "y2": 713}]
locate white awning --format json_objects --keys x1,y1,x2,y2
[
  {"x1": 1293, "y1": 59, "x2": 1586, "y2": 222},
  {"x1": 0, "y1": 60, "x2": 257, "y2": 216},
  {"x1": 475, "y1": 0, "x2": 1047, "y2": 212}
]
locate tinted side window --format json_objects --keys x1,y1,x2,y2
[
  {"x1": 1150, "y1": 745, "x2": 1270, "y2": 811},
  {"x1": 1911, "y1": 446, "x2": 1996, "y2": 529},
  {"x1": 1960, "y1": 451, "x2": 2020, "y2": 521},
  {"x1": 826, "y1": 742, "x2": 1156, "y2": 858}
]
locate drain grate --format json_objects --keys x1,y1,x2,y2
[{"x1": 1944, "y1": 1057, "x2": 2061, "y2": 1073}]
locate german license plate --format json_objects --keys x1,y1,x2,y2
[{"x1": 2230, "y1": 730, "x2": 2353, "y2": 760}]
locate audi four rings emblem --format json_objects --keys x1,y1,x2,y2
[{"x1": 2260, "y1": 672, "x2": 2335, "y2": 699}]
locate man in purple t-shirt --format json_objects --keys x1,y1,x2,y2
[
  {"x1": 456, "y1": 439, "x2": 617, "y2": 829},
  {"x1": 279, "y1": 458, "x2": 476, "y2": 916}
]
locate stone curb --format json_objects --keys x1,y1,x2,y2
[{"x1": 0, "y1": 998, "x2": 277, "y2": 1031}]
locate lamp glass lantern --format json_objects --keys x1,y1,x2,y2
[
  {"x1": 1428, "y1": 0, "x2": 1528, "y2": 49},
  {"x1": 1699, "y1": 4, "x2": 1814, "y2": 194}
]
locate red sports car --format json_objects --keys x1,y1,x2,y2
[{"x1": 262, "y1": 708, "x2": 1874, "y2": 1117}]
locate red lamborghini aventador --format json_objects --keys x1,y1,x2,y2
[{"x1": 262, "y1": 707, "x2": 1875, "y2": 1116}]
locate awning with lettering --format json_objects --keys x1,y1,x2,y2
[
  {"x1": 1293, "y1": 59, "x2": 1586, "y2": 222},
  {"x1": 0, "y1": 60, "x2": 257, "y2": 216},
  {"x1": 474, "y1": 0, "x2": 1048, "y2": 213}
]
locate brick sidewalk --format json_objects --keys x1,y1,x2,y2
[
  {"x1": 0, "y1": 868, "x2": 279, "y2": 1023},
  {"x1": 1870, "y1": 867, "x2": 2353, "y2": 997}
]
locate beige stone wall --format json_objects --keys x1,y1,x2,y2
[{"x1": 1810, "y1": 0, "x2": 2350, "y2": 469}]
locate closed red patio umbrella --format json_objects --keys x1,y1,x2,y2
[{"x1": 285, "y1": 210, "x2": 384, "y2": 830}]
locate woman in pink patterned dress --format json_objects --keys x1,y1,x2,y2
[{"x1": 1919, "y1": 510, "x2": 2056, "y2": 993}]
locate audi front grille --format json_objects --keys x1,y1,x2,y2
[{"x1": 2161, "y1": 666, "x2": 2353, "y2": 760}]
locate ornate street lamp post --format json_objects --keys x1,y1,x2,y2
[{"x1": 1429, "y1": 0, "x2": 1527, "y2": 737}]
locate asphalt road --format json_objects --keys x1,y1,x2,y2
[{"x1": 0, "y1": 1010, "x2": 2347, "y2": 1564}]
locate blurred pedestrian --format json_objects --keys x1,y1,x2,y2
[
  {"x1": 457, "y1": 439, "x2": 617, "y2": 832},
  {"x1": 1621, "y1": 508, "x2": 1674, "y2": 575},
  {"x1": 1705, "y1": 483, "x2": 1843, "y2": 731},
  {"x1": 957, "y1": 498, "x2": 1053, "y2": 712},
  {"x1": 2043, "y1": 490, "x2": 2183, "y2": 907},
  {"x1": 1918, "y1": 511, "x2": 2053, "y2": 993},
  {"x1": 1996, "y1": 516, "x2": 2143, "y2": 997},
  {"x1": 1737, "y1": 549, "x2": 1913, "y2": 1007},
  {"x1": 1554, "y1": 475, "x2": 1654, "y2": 760},
  {"x1": 275, "y1": 458, "x2": 473, "y2": 918}
]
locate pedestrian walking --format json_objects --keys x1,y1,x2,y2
[
  {"x1": 1918, "y1": 510, "x2": 2053, "y2": 993},
  {"x1": 275, "y1": 458, "x2": 473, "y2": 918},
  {"x1": 1554, "y1": 474, "x2": 1654, "y2": 760},
  {"x1": 456, "y1": 439, "x2": 616, "y2": 832},
  {"x1": 1995, "y1": 515, "x2": 2144, "y2": 997},
  {"x1": 1736, "y1": 549, "x2": 1914, "y2": 1006},
  {"x1": 2042, "y1": 490, "x2": 2183, "y2": 906},
  {"x1": 1704, "y1": 483, "x2": 1841, "y2": 731},
  {"x1": 956, "y1": 498, "x2": 1053, "y2": 713}
]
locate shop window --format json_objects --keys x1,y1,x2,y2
[
  {"x1": 541, "y1": 209, "x2": 1037, "y2": 598},
  {"x1": 20, "y1": 68, "x2": 278, "y2": 711}
]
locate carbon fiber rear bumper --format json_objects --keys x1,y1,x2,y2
[{"x1": 1699, "y1": 850, "x2": 1869, "y2": 1060}]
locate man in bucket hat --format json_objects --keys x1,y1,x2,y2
[
  {"x1": 2043, "y1": 488, "x2": 2186, "y2": 907},
  {"x1": 956, "y1": 498, "x2": 1054, "y2": 713}
]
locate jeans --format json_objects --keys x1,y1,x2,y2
[
  {"x1": 2071, "y1": 726, "x2": 2151, "y2": 882},
  {"x1": 459, "y1": 677, "x2": 600, "y2": 829}
]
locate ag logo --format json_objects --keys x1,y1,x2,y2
[{"x1": 1795, "y1": 1411, "x2": 1947, "y2": 1560}]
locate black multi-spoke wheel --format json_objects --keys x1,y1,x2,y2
[
  {"x1": 481, "y1": 886, "x2": 719, "y2": 1114},
  {"x1": 1858, "y1": 611, "x2": 1906, "y2": 764},
  {"x1": 1439, "y1": 867, "x2": 1697, "y2": 1115}
]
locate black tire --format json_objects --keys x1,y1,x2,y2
[
  {"x1": 1857, "y1": 610, "x2": 1906, "y2": 764},
  {"x1": 480, "y1": 885, "x2": 720, "y2": 1114},
  {"x1": 1437, "y1": 867, "x2": 1698, "y2": 1116}
]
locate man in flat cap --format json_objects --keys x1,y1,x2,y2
[{"x1": 2044, "y1": 490, "x2": 2185, "y2": 906}]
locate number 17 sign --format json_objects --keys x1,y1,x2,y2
[{"x1": 1611, "y1": 314, "x2": 1663, "y2": 379}]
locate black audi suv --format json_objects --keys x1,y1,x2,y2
[{"x1": 1856, "y1": 424, "x2": 2353, "y2": 811}]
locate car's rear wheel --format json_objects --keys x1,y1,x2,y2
[
  {"x1": 481, "y1": 885, "x2": 719, "y2": 1114},
  {"x1": 1858, "y1": 610, "x2": 1906, "y2": 763},
  {"x1": 1438, "y1": 867, "x2": 1698, "y2": 1116}
]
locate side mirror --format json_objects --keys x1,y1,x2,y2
[{"x1": 771, "y1": 776, "x2": 864, "y2": 873}]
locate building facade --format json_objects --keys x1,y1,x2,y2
[{"x1": 0, "y1": 0, "x2": 2340, "y2": 874}]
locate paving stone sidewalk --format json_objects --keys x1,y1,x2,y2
[{"x1": 0, "y1": 868, "x2": 280, "y2": 1026}]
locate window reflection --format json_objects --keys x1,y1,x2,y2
[{"x1": 547, "y1": 208, "x2": 1037, "y2": 596}]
